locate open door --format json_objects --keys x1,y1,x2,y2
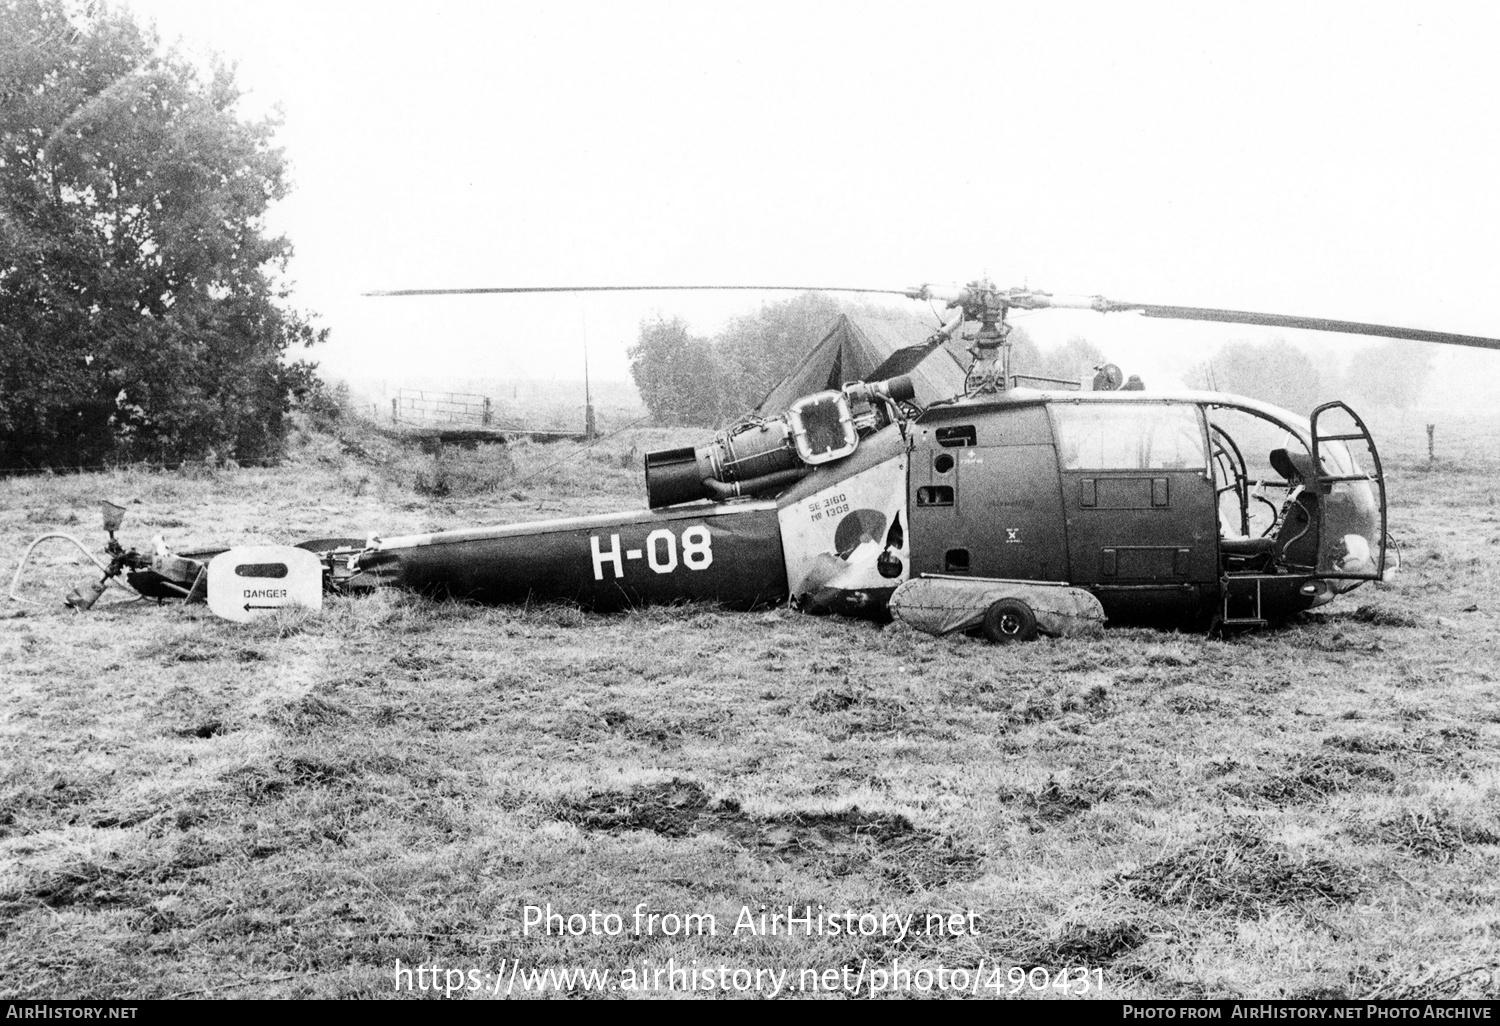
[{"x1": 1309, "y1": 402, "x2": 1388, "y2": 582}]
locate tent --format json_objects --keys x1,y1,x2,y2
[{"x1": 754, "y1": 311, "x2": 970, "y2": 413}]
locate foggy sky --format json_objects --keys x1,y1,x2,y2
[{"x1": 121, "y1": 1, "x2": 1500, "y2": 397}]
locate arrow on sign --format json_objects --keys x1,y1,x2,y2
[{"x1": 243, "y1": 603, "x2": 283, "y2": 612}]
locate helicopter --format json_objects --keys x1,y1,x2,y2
[
  {"x1": 18, "y1": 278, "x2": 1499, "y2": 639},
  {"x1": 312, "y1": 277, "x2": 1500, "y2": 640}
]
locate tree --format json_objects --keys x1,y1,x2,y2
[
  {"x1": 634, "y1": 295, "x2": 1092, "y2": 427},
  {"x1": 1187, "y1": 340, "x2": 1327, "y2": 412},
  {"x1": 714, "y1": 292, "x2": 843, "y2": 412},
  {"x1": 0, "y1": 0, "x2": 325, "y2": 469},
  {"x1": 1039, "y1": 334, "x2": 1106, "y2": 382},
  {"x1": 628, "y1": 316, "x2": 725, "y2": 426},
  {"x1": 629, "y1": 293, "x2": 849, "y2": 426}
]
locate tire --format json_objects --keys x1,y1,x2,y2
[{"x1": 982, "y1": 598, "x2": 1038, "y2": 644}]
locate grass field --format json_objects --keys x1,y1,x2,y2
[{"x1": 1, "y1": 408, "x2": 1497, "y2": 1000}]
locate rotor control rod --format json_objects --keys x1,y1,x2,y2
[
  {"x1": 1008, "y1": 292, "x2": 1138, "y2": 312},
  {"x1": 903, "y1": 283, "x2": 971, "y2": 305}
]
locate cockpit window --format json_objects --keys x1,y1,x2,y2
[
  {"x1": 1204, "y1": 405, "x2": 1308, "y2": 539},
  {"x1": 1052, "y1": 403, "x2": 1207, "y2": 471}
]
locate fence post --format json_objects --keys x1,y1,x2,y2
[
  {"x1": 392, "y1": 397, "x2": 399, "y2": 423},
  {"x1": 1427, "y1": 423, "x2": 1435, "y2": 463},
  {"x1": 483, "y1": 397, "x2": 493, "y2": 426}
]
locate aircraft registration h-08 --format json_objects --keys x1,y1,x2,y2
[{"x1": 338, "y1": 278, "x2": 1500, "y2": 639}]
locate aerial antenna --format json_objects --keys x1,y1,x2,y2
[{"x1": 580, "y1": 303, "x2": 597, "y2": 440}]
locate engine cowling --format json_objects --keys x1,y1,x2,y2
[{"x1": 643, "y1": 375, "x2": 915, "y2": 508}]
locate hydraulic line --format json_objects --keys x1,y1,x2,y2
[{"x1": 8, "y1": 532, "x2": 140, "y2": 606}]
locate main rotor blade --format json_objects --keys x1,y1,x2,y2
[
  {"x1": 363, "y1": 285, "x2": 912, "y2": 298},
  {"x1": 1129, "y1": 304, "x2": 1500, "y2": 351}
]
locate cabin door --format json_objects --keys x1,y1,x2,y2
[{"x1": 1051, "y1": 402, "x2": 1218, "y2": 621}]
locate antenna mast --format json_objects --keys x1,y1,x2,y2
[{"x1": 581, "y1": 307, "x2": 597, "y2": 440}]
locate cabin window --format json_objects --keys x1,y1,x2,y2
[
  {"x1": 1052, "y1": 403, "x2": 1206, "y2": 471},
  {"x1": 917, "y1": 485, "x2": 955, "y2": 506},
  {"x1": 935, "y1": 425, "x2": 977, "y2": 448}
]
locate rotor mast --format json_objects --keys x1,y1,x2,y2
[{"x1": 903, "y1": 279, "x2": 1029, "y2": 394}]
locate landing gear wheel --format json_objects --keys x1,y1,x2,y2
[{"x1": 982, "y1": 598, "x2": 1038, "y2": 644}]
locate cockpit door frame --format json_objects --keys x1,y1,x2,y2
[{"x1": 1309, "y1": 401, "x2": 1388, "y2": 580}]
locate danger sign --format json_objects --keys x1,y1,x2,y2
[{"x1": 207, "y1": 546, "x2": 323, "y2": 623}]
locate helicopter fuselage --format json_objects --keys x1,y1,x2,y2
[{"x1": 351, "y1": 385, "x2": 1388, "y2": 633}]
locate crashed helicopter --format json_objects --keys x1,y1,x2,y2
[{"x1": 17, "y1": 279, "x2": 1500, "y2": 639}]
